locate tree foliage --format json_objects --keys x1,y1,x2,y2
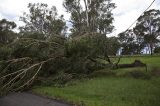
[
  {"x1": 0, "y1": 19, "x2": 17, "y2": 44},
  {"x1": 134, "y1": 9, "x2": 160, "y2": 55},
  {"x1": 106, "y1": 37, "x2": 120, "y2": 55},
  {"x1": 118, "y1": 30, "x2": 145, "y2": 55},
  {"x1": 0, "y1": 3, "x2": 68, "y2": 95},
  {"x1": 63, "y1": 0, "x2": 115, "y2": 37},
  {"x1": 19, "y1": 3, "x2": 67, "y2": 38}
]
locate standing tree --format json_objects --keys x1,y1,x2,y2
[
  {"x1": 106, "y1": 37, "x2": 120, "y2": 55},
  {"x1": 134, "y1": 9, "x2": 160, "y2": 55},
  {"x1": 63, "y1": 0, "x2": 84, "y2": 36},
  {"x1": 19, "y1": 3, "x2": 67, "y2": 38},
  {"x1": 63, "y1": 0, "x2": 115, "y2": 37},
  {"x1": 0, "y1": 19, "x2": 17, "y2": 44},
  {"x1": 118, "y1": 30, "x2": 144, "y2": 55}
]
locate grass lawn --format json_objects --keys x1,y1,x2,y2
[{"x1": 32, "y1": 56, "x2": 160, "y2": 106}]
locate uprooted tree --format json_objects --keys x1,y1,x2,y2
[
  {"x1": 0, "y1": 32, "x2": 121, "y2": 95},
  {"x1": 0, "y1": 1, "x2": 147, "y2": 95},
  {"x1": 0, "y1": 1, "x2": 118, "y2": 95}
]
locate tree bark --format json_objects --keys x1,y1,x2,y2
[
  {"x1": 83, "y1": 0, "x2": 89, "y2": 28},
  {"x1": 150, "y1": 43, "x2": 153, "y2": 55}
]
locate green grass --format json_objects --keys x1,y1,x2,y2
[
  {"x1": 119, "y1": 56, "x2": 160, "y2": 67},
  {"x1": 32, "y1": 56, "x2": 160, "y2": 106}
]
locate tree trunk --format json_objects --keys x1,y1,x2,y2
[
  {"x1": 83, "y1": 0, "x2": 89, "y2": 28},
  {"x1": 150, "y1": 43, "x2": 153, "y2": 55}
]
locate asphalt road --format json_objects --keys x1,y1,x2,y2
[{"x1": 0, "y1": 92, "x2": 72, "y2": 106}]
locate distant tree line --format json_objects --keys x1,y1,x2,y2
[{"x1": 118, "y1": 9, "x2": 160, "y2": 55}]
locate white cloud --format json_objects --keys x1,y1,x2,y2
[
  {"x1": 0, "y1": 0, "x2": 159, "y2": 34},
  {"x1": 0, "y1": 0, "x2": 70, "y2": 27},
  {"x1": 0, "y1": 13, "x2": 2, "y2": 19}
]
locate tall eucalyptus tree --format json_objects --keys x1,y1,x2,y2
[{"x1": 134, "y1": 9, "x2": 160, "y2": 55}]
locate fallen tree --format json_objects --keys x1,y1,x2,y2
[
  {"x1": 117, "y1": 60, "x2": 147, "y2": 71},
  {"x1": 0, "y1": 36, "x2": 65, "y2": 95},
  {"x1": 1, "y1": 33, "x2": 143, "y2": 96}
]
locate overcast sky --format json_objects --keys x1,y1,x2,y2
[{"x1": 0, "y1": 0, "x2": 160, "y2": 35}]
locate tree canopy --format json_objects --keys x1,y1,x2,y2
[
  {"x1": 19, "y1": 3, "x2": 67, "y2": 38},
  {"x1": 118, "y1": 29, "x2": 144, "y2": 55},
  {"x1": 0, "y1": 19, "x2": 17, "y2": 44},
  {"x1": 63, "y1": 0, "x2": 116, "y2": 37},
  {"x1": 134, "y1": 9, "x2": 160, "y2": 55}
]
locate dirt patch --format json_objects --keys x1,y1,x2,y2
[{"x1": 151, "y1": 67, "x2": 160, "y2": 76}]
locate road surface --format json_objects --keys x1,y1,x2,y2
[{"x1": 0, "y1": 92, "x2": 72, "y2": 106}]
